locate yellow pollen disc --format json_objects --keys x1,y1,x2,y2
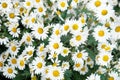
[
  {"x1": 39, "y1": 46, "x2": 44, "y2": 52},
  {"x1": 37, "y1": 28, "x2": 43, "y2": 34},
  {"x1": 72, "y1": 24, "x2": 79, "y2": 30},
  {"x1": 64, "y1": 25, "x2": 69, "y2": 31},
  {"x1": 27, "y1": 50, "x2": 33, "y2": 56},
  {"x1": 26, "y1": 36, "x2": 31, "y2": 42},
  {"x1": 7, "y1": 68, "x2": 13, "y2": 74},
  {"x1": 26, "y1": 1, "x2": 31, "y2": 6},
  {"x1": 53, "y1": 70, "x2": 60, "y2": 77},
  {"x1": 11, "y1": 58, "x2": 17, "y2": 64},
  {"x1": 31, "y1": 18, "x2": 36, "y2": 23},
  {"x1": 101, "y1": 9, "x2": 108, "y2": 16},
  {"x1": 53, "y1": 53, "x2": 57, "y2": 58},
  {"x1": 101, "y1": 44, "x2": 107, "y2": 49},
  {"x1": 55, "y1": 30, "x2": 60, "y2": 35},
  {"x1": 63, "y1": 49, "x2": 68, "y2": 54},
  {"x1": 20, "y1": 60, "x2": 25, "y2": 66},
  {"x1": 2, "y1": 2, "x2": 8, "y2": 8},
  {"x1": 52, "y1": 63, "x2": 57, "y2": 67},
  {"x1": 56, "y1": 11, "x2": 61, "y2": 15},
  {"x1": 74, "y1": 0, "x2": 78, "y2": 3},
  {"x1": 11, "y1": 46, "x2": 17, "y2": 52},
  {"x1": 102, "y1": 55, "x2": 109, "y2": 62},
  {"x1": 31, "y1": 76, "x2": 37, "y2": 80},
  {"x1": 76, "y1": 35, "x2": 82, "y2": 41},
  {"x1": 105, "y1": 46, "x2": 111, "y2": 51},
  {"x1": 77, "y1": 53, "x2": 83, "y2": 58},
  {"x1": 0, "y1": 62, "x2": 3, "y2": 67},
  {"x1": 75, "y1": 63, "x2": 80, "y2": 67},
  {"x1": 12, "y1": 27, "x2": 17, "y2": 33},
  {"x1": 81, "y1": 67, "x2": 86, "y2": 71},
  {"x1": 19, "y1": 7, "x2": 24, "y2": 12},
  {"x1": 45, "y1": 69, "x2": 49, "y2": 74},
  {"x1": 98, "y1": 30, "x2": 105, "y2": 37},
  {"x1": 37, "y1": 62, "x2": 42, "y2": 68},
  {"x1": 9, "y1": 13, "x2": 15, "y2": 19},
  {"x1": 87, "y1": 57, "x2": 91, "y2": 62},
  {"x1": 109, "y1": 77, "x2": 114, "y2": 80},
  {"x1": 36, "y1": 0, "x2": 40, "y2": 3},
  {"x1": 81, "y1": 17, "x2": 85, "y2": 23},
  {"x1": 53, "y1": 43, "x2": 59, "y2": 49},
  {"x1": 94, "y1": 0, "x2": 101, "y2": 7},
  {"x1": 115, "y1": 26, "x2": 120, "y2": 32},
  {"x1": 105, "y1": 22, "x2": 110, "y2": 27},
  {"x1": 60, "y1": 2, "x2": 65, "y2": 7},
  {"x1": 38, "y1": 7, "x2": 43, "y2": 12}
]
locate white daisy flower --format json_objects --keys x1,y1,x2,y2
[
  {"x1": 0, "y1": 37, "x2": 9, "y2": 45},
  {"x1": 31, "y1": 57, "x2": 45, "y2": 75},
  {"x1": 108, "y1": 71, "x2": 120, "y2": 80},
  {"x1": 24, "y1": 0, "x2": 33, "y2": 10},
  {"x1": 32, "y1": 23, "x2": 48, "y2": 40},
  {"x1": 61, "y1": 61, "x2": 70, "y2": 71},
  {"x1": 61, "y1": 47, "x2": 70, "y2": 57},
  {"x1": 93, "y1": 26, "x2": 110, "y2": 42},
  {"x1": 7, "y1": 56, "x2": 17, "y2": 68},
  {"x1": 86, "y1": 73, "x2": 100, "y2": 80},
  {"x1": 0, "y1": 57, "x2": 4, "y2": 70},
  {"x1": 73, "y1": 59, "x2": 84, "y2": 71},
  {"x1": 3, "y1": 65, "x2": 17, "y2": 79},
  {"x1": 57, "y1": 0, "x2": 68, "y2": 11},
  {"x1": 33, "y1": 0, "x2": 43, "y2": 7},
  {"x1": 80, "y1": 65, "x2": 88, "y2": 75},
  {"x1": 48, "y1": 66, "x2": 64, "y2": 80},
  {"x1": 17, "y1": 56, "x2": 26, "y2": 70}
]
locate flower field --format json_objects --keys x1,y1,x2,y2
[{"x1": 0, "y1": 0, "x2": 120, "y2": 80}]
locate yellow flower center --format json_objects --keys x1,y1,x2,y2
[
  {"x1": 52, "y1": 63, "x2": 57, "y2": 67},
  {"x1": 12, "y1": 27, "x2": 17, "y2": 33},
  {"x1": 53, "y1": 53, "x2": 57, "y2": 58},
  {"x1": 76, "y1": 35, "x2": 82, "y2": 41},
  {"x1": 94, "y1": 0, "x2": 101, "y2": 7},
  {"x1": 105, "y1": 22, "x2": 110, "y2": 27},
  {"x1": 102, "y1": 55, "x2": 109, "y2": 62},
  {"x1": 37, "y1": 62, "x2": 42, "y2": 68},
  {"x1": 0, "y1": 61, "x2": 3, "y2": 67},
  {"x1": 9, "y1": 13, "x2": 15, "y2": 19},
  {"x1": 39, "y1": 46, "x2": 44, "y2": 52},
  {"x1": 53, "y1": 43, "x2": 59, "y2": 49},
  {"x1": 27, "y1": 50, "x2": 33, "y2": 56},
  {"x1": 81, "y1": 17, "x2": 85, "y2": 24},
  {"x1": 98, "y1": 30, "x2": 105, "y2": 37},
  {"x1": 72, "y1": 24, "x2": 79, "y2": 30},
  {"x1": 101, "y1": 9, "x2": 108, "y2": 16},
  {"x1": 74, "y1": 0, "x2": 78, "y2": 3},
  {"x1": 60, "y1": 2, "x2": 66, "y2": 7},
  {"x1": 20, "y1": 60, "x2": 25, "y2": 66},
  {"x1": 26, "y1": 1, "x2": 31, "y2": 6},
  {"x1": 63, "y1": 49, "x2": 68, "y2": 54},
  {"x1": 31, "y1": 18, "x2": 36, "y2": 23},
  {"x1": 11, "y1": 46, "x2": 17, "y2": 52},
  {"x1": 11, "y1": 58, "x2": 17, "y2": 64},
  {"x1": 115, "y1": 26, "x2": 120, "y2": 32},
  {"x1": 38, "y1": 7, "x2": 43, "y2": 12},
  {"x1": 81, "y1": 67, "x2": 86, "y2": 71},
  {"x1": 19, "y1": 7, "x2": 24, "y2": 12},
  {"x1": 64, "y1": 25, "x2": 69, "y2": 31},
  {"x1": 31, "y1": 76, "x2": 37, "y2": 80},
  {"x1": 38, "y1": 28, "x2": 43, "y2": 34},
  {"x1": 75, "y1": 63, "x2": 81, "y2": 67},
  {"x1": 55, "y1": 30, "x2": 60, "y2": 35},
  {"x1": 36, "y1": 0, "x2": 40, "y2": 3},
  {"x1": 109, "y1": 77, "x2": 114, "y2": 80},
  {"x1": 56, "y1": 10, "x2": 61, "y2": 15},
  {"x1": 87, "y1": 57, "x2": 91, "y2": 62},
  {"x1": 53, "y1": 70, "x2": 60, "y2": 77},
  {"x1": 26, "y1": 36, "x2": 31, "y2": 42},
  {"x1": 77, "y1": 52, "x2": 83, "y2": 58},
  {"x1": 2, "y1": 2, "x2": 8, "y2": 8},
  {"x1": 101, "y1": 44, "x2": 107, "y2": 49},
  {"x1": 7, "y1": 68, "x2": 13, "y2": 74}
]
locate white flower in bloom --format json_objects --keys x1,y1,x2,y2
[
  {"x1": 86, "y1": 73, "x2": 100, "y2": 80},
  {"x1": 0, "y1": 37, "x2": 9, "y2": 45},
  {"x1": 17, "y1": 56, "x2": 26, "y2": 70},
  {"x1": 57, "y1": 0, "x2": 68, "y2": 11}
]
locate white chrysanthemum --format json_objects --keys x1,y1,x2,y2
[
  {"x1": 17, "y1": 56, "x2": 26, "y2": 70},
  {"x1": 108, "y1": 71, "x2": 120, "y2": 80},
  {"x1": 93, "y1": 26, "x2": 110, "y2": 42},
  {"x1": 0, "y1": 37, "x2": 9, "y2": 45},
  {"x1": 95, "y1": 5, "x2": 115, "y2": 22},
  {"x1": 61, "y1": 47, "x2": 70, "y2": 57},
  {"x1": 80, "y1": 65, "x2": 88, "y2": 75},
  {"x1": 20, "y1": 32, "x2": 33, "y2": 45},
  {"x1": 72, "y1": 50, "x2": 88, "y2": 61},
  {"x1": 24, "y1": 0, "x2": 33, "y2": 10},
  {"x1": 34, "y1": 4, "x2": 46, "y2": 16},
  {"x1": 52, "y1": 24, "x2": 62, "y2": 37},
  {"x1": 3, "y1": 65, "x2": 17, "y2": 79},
  {"x1": 73, "y1": 59, "x2": 84, "y2": 71},
  {"x1": 70, "y1": 31, "x2": 88, "y2": 47},
  {"x1": 7, "y1": 56, "x2": 17, "y2": 68},
  {"x1": 8, "y1": 23, "x2": 20, "y2": 38},
  {"x1": 111, "y1": 22, "x2": 120, "y2": 41},
  {"x1": 61, "y1": 62, "x2": 70, "y2": 71},
  {"x1": 57, "y1": 0, "x2": 68, "y2": 11},
  {"x1": 49, "y1": 38, "x2": 63, "y2": 54},
  {"x1": 22, "y1": 46, "x2": 35, "y2": 60},
  {"x1": 86, "y1": 73, "x2": 100, "y2": 80},
  {"x1": 32, "y1": 23, "x2": 48, "y2": 40},
  {"x1": 0, "y1": 57, "x2": 4, "y2": 70},
  {"x1": 7, "y1": 40, "x2": 20, "y2": 56},
  {"x1": 33, "y1": 0, "x2": 43, "y2": 7},
  {"x1": 78, "y1": 15, "x2": 87, "y2": 26},
  {"x1": 48, "y1": 52, "x2": 59, "y2": 60},
  {"x1": 98, "y1": 52, "x2": 113, "y2": 66},
  {"x1": 0, "y1": 0, "x2": 12, "y2": 13},
  {"x1": 21, "y1": 15, "x2": 31, "y2": 28},
  {"x1": 87, "y1": 0, "x2": 106, "y2": 11},
  {"x1": 31, "y1": 57, "x2": 45, "y2": 75},
  {"x1": 48, "y1": 66, "x2": 64, "y2": 80}
]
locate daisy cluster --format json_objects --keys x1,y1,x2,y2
[{"x1": 0, "y1": 0, "x2": 120, "y2": 80}]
